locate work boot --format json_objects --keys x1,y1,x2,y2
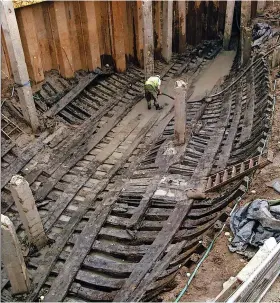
[{"x1": 155, "y1": 104, "x2": 163, "y2": 110}]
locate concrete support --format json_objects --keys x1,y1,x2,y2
[
  {"x1": 142, "y1": 0, "x2": 154, "y2": 79},
  {"x1": 79, "y1": 2, "x2": 101, "y2": 71},
  {"x1": 174, "y1": 80, "x2": 187, "y2": 145},
  {"x1": 178, "y1": 1, "x2": 187, "y2": 53},
  {"x1": 49, "y1": 1, "x2": 74, "y2": 78},
  {"x1": 223, "y1": 0, "x2": 235, "y2": 50},
  {"x1": 1, "y1": 214, "x2": 30, "y2": 294},
  {"x1": 9, "y1": 175, "x2": 47, "y2": 250},
  {"x1": 241, "y1": 26, "x2": 252, "y2": 66},
  {"x1": 162, "y1": 0, "x2": 173, "y2": 63},
  {"x1": 257, "y1": 1, "x2": 266, "y2": 13},
  {"x1": 111, "y1": 1, "x2": 126, "y2": 73},
  {"x1": 1, "y1": 0, "x2": 39, "y2": 132}
]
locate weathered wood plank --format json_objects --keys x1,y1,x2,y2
[
  {"x1": 44, "y1": 91, "x2": 142, "y2": 176},
  {"x1": 126, "y1": 179, "x2": 160, "y2": 230},
  {"x1": 130, "y1": 240, "x2": 186, "y2": 301},
  {"x1": 44, "y1": 191, "x2": 122, "y2": 301},
  {"x1": 113, "y1": 195, "x2": 192, "y2": 302},
  {"x1": 1, "y1": 141, "x2": 15, "y2": 158},
  {"x1": 42, "y1": 116, "x2": 140, "y2": 231},
  {"x1": 1, "y1": 132, "x2": 48, "y2": 189},
  {"x1": 92, "y1": 240, "x2": 149, "y2": 261},
  {"x1": 214, "y1": 81, "x2": 243, "y2": 172},
  {"x1": 30, "y1": 115, "x2": 159, "y2": 302},
  {"x1": 43, "y1": 73, "x2": 100, "y2": 118},
  {"x1": 69, "y1": 253, "x2": 135, "y2": 276},
  {"x1": 70, "y1": 282, "x2": 116, "y2": 301},
  {"x1": 35, "y1": 100, "x2": 139, "y2": 202}
]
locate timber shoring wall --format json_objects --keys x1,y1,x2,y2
[{"x1": 2, "y1": 1, "x2": 234, "y2": 83}]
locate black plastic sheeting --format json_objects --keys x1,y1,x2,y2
[{"x1": 229, "y1": 199, "x2": 280, "y2": 252}]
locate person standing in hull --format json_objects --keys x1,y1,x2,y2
[{"x1": 144, "y1": 75, "x2": 163, "y2": 110}]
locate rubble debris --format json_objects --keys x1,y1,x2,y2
[{"x1": 229, "y1": 199, "x2": 280, "y2": 253}]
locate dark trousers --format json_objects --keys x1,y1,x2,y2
[{"x1": 144, "y1": 84, "x2": 158, "y2": 107}]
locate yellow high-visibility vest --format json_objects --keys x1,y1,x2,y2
[{"x1": 145, "y1": 76, "x2": 161, "y2": 89}]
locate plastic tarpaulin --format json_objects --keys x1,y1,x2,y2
[
  {"x1": 229, "y1": 199, "x2": 280, "y2": 252},
  {"x1": 252, "y1": 23, "x2": 279, "y2": 47}
]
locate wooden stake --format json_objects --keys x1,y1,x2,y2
[
  {"x1": 174, "y1": 80, "x2": 187, "y2": 145},
  {"x1": 241, "y1": 26, "x2": 252, "y2": 66}
]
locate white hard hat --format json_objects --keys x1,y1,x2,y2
[{"x1": 156, "y1": 75, "x2": 161, "y2": 79}]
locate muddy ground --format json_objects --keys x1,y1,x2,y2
[{"x1": 160, "y1": 68, "x2": 280, "y2": 302}]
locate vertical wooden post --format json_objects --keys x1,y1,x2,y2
[
  {"x1": 1, "y1": 40, "x2": 12, "y2": 79},
  {"x1": 154, "y1": 1, "x2": 162, "y2": 56},
  {"x1": 79, "y1": 1, "x2": 101, "y2": 71},
  {"x1": 241, "y1": 1, "x2": 251, "y2": 28},
  {"x1": 110, "y1": 1, "x2": 126, "y2": 73},
  {"x1": 9, "y1": 175, "x2": 48, "y2": 250},
  {"x1": 162, "y1": 0, "x2": 173, "y2": 63},
  {"x1": 1, "y1": 0, "x2": 39, "y2": 132},
  {"x1": 16, "y1": 6, "x2": 45, "y2": 83},
  {"x1": 174, "y1": 80, "x2": 187, "y2": 145},
  {"x1": 143, "y1": 0, "x2": 154, "y2": 79},
  {"x1": 1, "y1": 214, "x2": 30, "y2": 294},
  {"x1": 240, "y1": 1, "x2": 252, "y2": 66},
  {"x1": 257, "y1": 1, "x2": 266, "y2": 13},
  {"x1": 223, "y1": 0, "x2": 235, "y2": 50},
  {"x1": 136, "y1": 1, "x2": 144, "y2": 68},
  {"x1": 49, "y1": 1, "x2": 74, "y2": 78},
  {"x1": 241, "y1": 26, "x2": 252, "y2": 66},
  {"x1": 178, "y1": 0, "x2": 186, "y2": 53}
]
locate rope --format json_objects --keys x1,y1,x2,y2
[{"x1": 14, "y1": 80, "x2": 31, "y2": 88}]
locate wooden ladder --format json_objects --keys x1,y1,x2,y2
[{"x1": 205, "y1": 151, "x2": 273, "y2": 192}]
